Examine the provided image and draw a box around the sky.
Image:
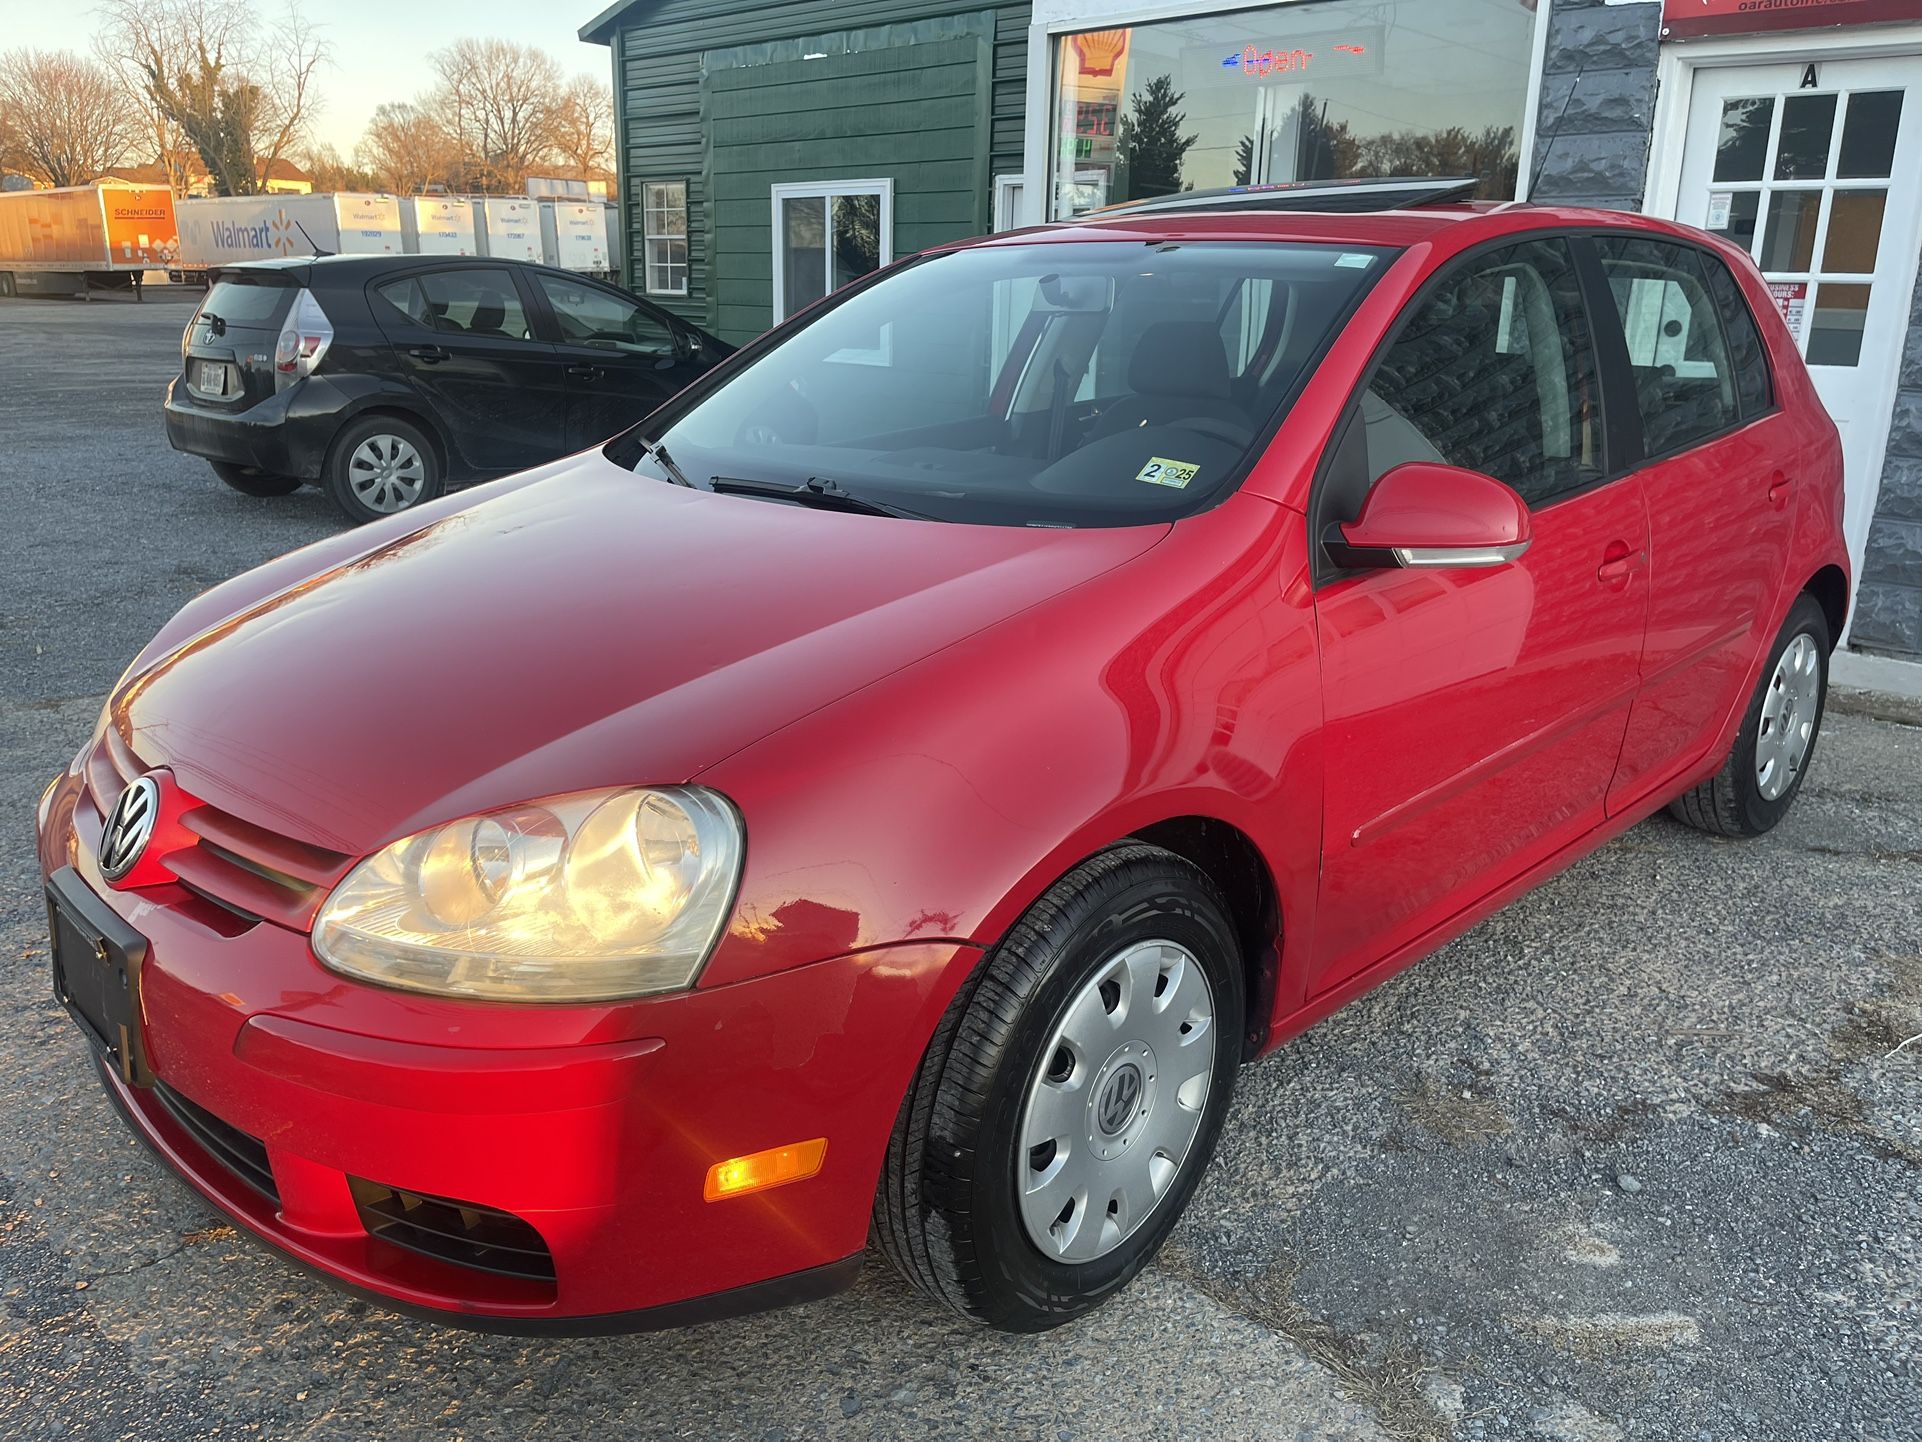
[8,0,617,157]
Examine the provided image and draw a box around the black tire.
[1669,593,1830,837]
[323,414,444,525]
[208,460,301,497]
[875,843,1245,1331]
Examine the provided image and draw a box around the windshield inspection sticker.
[1334,252,1375,268]
[1136,457,1200,488]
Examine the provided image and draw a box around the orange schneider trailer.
[0,184,180,299]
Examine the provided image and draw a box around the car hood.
[115,451,1167,854]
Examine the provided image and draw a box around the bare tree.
[299,140,373,193]
[428,38,562,192]
[94,0,327,197]
[0,49,138,187]
[355,102,458,194]
[550,73,614,179]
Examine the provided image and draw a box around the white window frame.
[769,177,894,325]
[641,180,689,298]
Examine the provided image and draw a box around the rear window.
[201,279,292,326]
[623,240,1391,527]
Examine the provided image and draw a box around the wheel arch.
[331,401,456,483]
[1803,564,1849,652]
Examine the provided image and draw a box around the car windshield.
[621,239,1393,526]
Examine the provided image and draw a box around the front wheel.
[208,460,301,497]
[1669,593,1830,837]
[874,843,1244,1331]
[324,415,444,525]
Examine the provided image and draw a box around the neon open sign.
[1222,41,1365,77]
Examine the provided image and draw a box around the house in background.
[94,157,315,197]
[579,0,1030,346]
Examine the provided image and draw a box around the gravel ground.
[2,294,1918,1442]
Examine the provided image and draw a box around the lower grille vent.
[349,1178,556,1283]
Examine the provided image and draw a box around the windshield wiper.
[707,474,933,521]
[632,433,692,487]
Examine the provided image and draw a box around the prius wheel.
[208,461,301,497]
[325,416,443,525]
[875,843,1243,1331]
[1669,593,1830,838]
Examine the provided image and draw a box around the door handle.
[407,345,449,363]
[1767,471,1791,510]
[1597,540,1645,589]
[565,363,605,381]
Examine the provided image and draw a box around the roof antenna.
[292,218,333,257]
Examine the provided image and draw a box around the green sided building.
[580,0,1031,347]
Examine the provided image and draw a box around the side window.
[1592,237,1742,456]
[1361,238,1605,507]
[384,269,533,342]
[372,277,429,327]
[1697,252,1773,419]
[534,274,675,356]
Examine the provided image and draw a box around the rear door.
[367,264,567,474]
[182,271,298,411]
[525,271,707,449]
[1309,236,1650,994]
[1586,236,1795,809]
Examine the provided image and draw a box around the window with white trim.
[642,181,689,297]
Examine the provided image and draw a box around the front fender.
[693,494,1326,1014]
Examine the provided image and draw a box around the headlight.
[312,787,743,1003]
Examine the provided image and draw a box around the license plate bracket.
[46,865,153,1087]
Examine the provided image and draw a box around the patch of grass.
[1399,1075,1512,1148]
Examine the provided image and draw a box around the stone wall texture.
[1853,272,1922,658]
[1528,0,1661,210]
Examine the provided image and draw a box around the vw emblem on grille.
[1096,1063,1144,1136]
[99,775,161,883]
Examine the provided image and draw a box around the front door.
[771,180,892,324]
[526,271,705,450]
[1311,237,1648,993]
[1676,56,1922,588]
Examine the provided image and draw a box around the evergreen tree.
[1233,133,1254,187]
[1115,74,1196,200]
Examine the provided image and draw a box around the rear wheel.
[324,415,444,525]
[874,843,1244,1331]
[208,460,301,497]
[1669,593,1830,837]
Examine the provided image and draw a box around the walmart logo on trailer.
[208,208,301,256]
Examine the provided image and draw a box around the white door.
[1676,57,1922,587]
[770,179,893,324]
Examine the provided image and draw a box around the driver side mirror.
[1325,462,1531,570]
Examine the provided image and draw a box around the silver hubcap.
[1017,940,1216,1263]
[348,435,427,513]
[1756,632,1820,801]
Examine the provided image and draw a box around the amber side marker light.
[704,1138,828,1202]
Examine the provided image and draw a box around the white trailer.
[400,196,477,256]
[539,198,613,276]
[175,193,404,274]
[475,197,542,263]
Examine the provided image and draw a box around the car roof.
[951,200,1727,257]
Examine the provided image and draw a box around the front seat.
[1089,320,1253,441]
[466,299,512,340]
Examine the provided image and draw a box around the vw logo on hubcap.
[1096,1063,1144,1135]
[99,775,161,883]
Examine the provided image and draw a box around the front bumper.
[163,375,345,481]
[39,766,975,1329]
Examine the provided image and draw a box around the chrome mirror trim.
[1390,541,1531,569]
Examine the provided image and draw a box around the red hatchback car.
[38,183,1848,1334]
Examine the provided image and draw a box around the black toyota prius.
[165,255,733,523]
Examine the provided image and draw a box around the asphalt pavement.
[1,292,1918,1442]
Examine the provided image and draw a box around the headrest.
[1127,321,1232,400]
[469,300,506,332]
